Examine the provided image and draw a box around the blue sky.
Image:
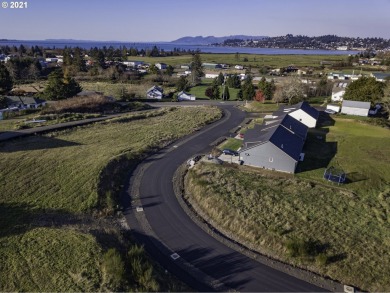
[1,0,390,41]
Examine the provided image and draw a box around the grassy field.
[188,80,240,100]
[0,106,221,291]
[186,117,390,292]
[129,53,350,69]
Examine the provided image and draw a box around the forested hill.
[171,35,267,45]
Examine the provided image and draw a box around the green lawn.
[0,106,221,291]
[186,117,390,292]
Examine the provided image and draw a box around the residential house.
[177,91,196,101]
[155,63,167,70]
[5,96,47,109]
[146,86,163,99]
[341,100,370,117]
[331,81,350,102]
[205,73,220,79]
[122,61,144,68]
[239,122,305,173]
[202,63,222,70]
[371,72,390,82]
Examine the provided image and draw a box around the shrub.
[102,248,126,291]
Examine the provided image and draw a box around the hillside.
[171,35,267,45]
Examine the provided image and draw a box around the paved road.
[124,105,328,292]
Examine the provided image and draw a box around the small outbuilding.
[341,100,370,117]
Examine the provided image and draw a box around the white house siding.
[341,107,369,117]
[326,104,340,112]
[240,142,297,173]
[331,90,345,102]
[205,73,219,79]
[288,110,317,128]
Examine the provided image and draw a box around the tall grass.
[0,106,221,291]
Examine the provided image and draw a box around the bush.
[316,253,329,266]
[102,248,126,291]
[286,238,317,258]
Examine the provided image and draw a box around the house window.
[269,157,273,162]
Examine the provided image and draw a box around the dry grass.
[186,163,390,291]
[0,106,221,291]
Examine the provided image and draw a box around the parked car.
[222,149,239,156]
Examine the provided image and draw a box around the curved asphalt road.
[124,105,326,292]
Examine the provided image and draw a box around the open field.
[185,118,390,292]
[129,53,351,69]
[0,106,221,291]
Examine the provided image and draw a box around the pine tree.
[41,69,82,100]
[0,63,13,94]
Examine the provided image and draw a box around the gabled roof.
[342,100,370,109]
[280,114,308,139]
[241,123,304,161]
[147,85,163,93]
[295,101,319,120]
[6,96,46,105]
[277,101,319,120]
[371,72,390,80]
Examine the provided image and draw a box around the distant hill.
[171,35,267,45]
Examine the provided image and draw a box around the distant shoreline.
[0,40,358,55]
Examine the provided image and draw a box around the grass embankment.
[186,118,390,292]
[0,106,221,291]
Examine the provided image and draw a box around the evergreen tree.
[41,69,82,100]
[216,72,225,85]
[190,52,204,85]
[176,76,189,92]
[0,63,13,93]
[344,76,385,103]
[242,75,255,100]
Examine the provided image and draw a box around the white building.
[155,63,167,70]
[146,86,163,99]
[177,91,196,101]
[331,81,350,102]
[341,100,370,117]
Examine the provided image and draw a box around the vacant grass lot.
[186,118,390,292]
[0,106,221,291]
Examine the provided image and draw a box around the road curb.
[173,163,345,292]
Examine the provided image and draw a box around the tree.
[205,83,220,100]
[0,63,13,93]
[344,76,385,104]
[222,85,230,100]
[254,90,266,102]
[41,69,82,100]
[236,88,243,100]
[242,75,255,101]
[176,76,189,92]
[258,77,275,100]
[227,74,241,89]
[190,52,204,85]
[280,75,305,104]
[165,65,174,76]
[216,72,225,86]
